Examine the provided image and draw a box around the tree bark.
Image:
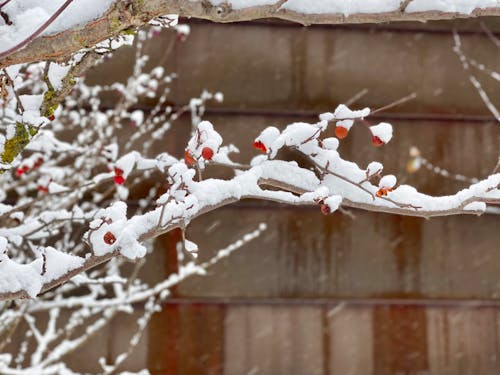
[1,0,499,68]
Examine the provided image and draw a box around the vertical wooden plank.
[289,307,323,375]
[328,305,374,375]
[373,305,429,375]
[108,311,149,372]
[224,306,323,375]
[224,306,249,375]
[419,307,499,375]
[148,304,224,375]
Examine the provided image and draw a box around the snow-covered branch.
[1,0,499,68]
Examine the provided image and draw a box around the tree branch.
[1,0,499,68]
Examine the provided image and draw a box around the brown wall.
[56,16,500,374]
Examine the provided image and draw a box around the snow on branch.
[1,104,499,301]
[0,0,499,68]
[0,17,498,373]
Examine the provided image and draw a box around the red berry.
[34,157,43,168]
[201,147,214,160]
[320,204,331,215]
[252,141,267,153]
[184,150,196,166]
[177,33,186,42]
[15,167,24,176]
[371,136,384,147]
[335,126,349,139]
[114,175,125,185]
[37,185,49,193]
[114,167,124,176]
[103,231,116,245]
[48,115,55,121]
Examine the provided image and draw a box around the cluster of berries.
[15,157,44,177]
[184,147,214,165]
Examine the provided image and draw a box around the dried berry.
[184,150,196,165]
[376,188,388,197]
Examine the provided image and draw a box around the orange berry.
[371,136,384,147]
[335,126,348,139]
[376,188,387,197]
[252,141,267,153]
[184,150,196,165]
[201,147,214,160]
[103,231,116,245]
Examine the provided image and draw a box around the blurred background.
[74,16,499,375]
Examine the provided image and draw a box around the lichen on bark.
[1,122,37,166]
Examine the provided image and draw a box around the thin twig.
[0,0,74,59]
[370,92,417,115]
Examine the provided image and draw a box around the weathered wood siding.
[53,17,500,374]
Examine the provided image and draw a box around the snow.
[336,119,354,130]
[48,63,71,90]
[130,110,144,126]
[280,0,401,15]
[0,256,42,298]
[0,0,115,55]
[379,174,397,189]
[322,137,339,151]
[463,201,487,212]
[196,0,500,15]
[324,195,343,212]
[406,0,500,14]
[42,247,84,284]
[193,0,277,10]
[370,122,393,143]
[0,0,496,62]
[366,161,383,176]
[184,240,198,252]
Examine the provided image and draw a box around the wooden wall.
[65,17,500,374]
